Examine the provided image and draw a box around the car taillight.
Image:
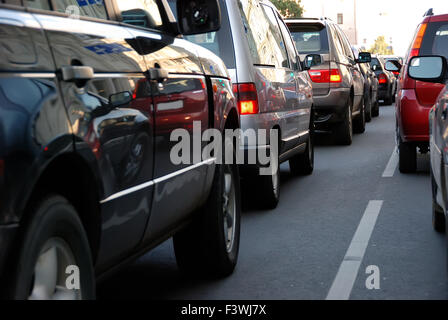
[308,69,342,83]
[408,23,427,61]
[378,73,387,84]
[233,83,259,115]
[393,71,400,76]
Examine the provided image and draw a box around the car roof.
[423,13,448,24]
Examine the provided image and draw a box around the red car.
[393,10,448,173]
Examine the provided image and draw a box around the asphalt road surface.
[98,104,448,300]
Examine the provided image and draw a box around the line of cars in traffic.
[0,0,379,299]
[383,10,448,271]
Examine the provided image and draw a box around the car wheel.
[354,97,366,134]
[431,173,446,233]
[290,119,314,176]
[173,136,241,278]
[258,142,280,209]
[8,195,95,300]
[398,137,417,173]
[335,96,353,145]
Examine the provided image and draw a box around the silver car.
[170,0,315,209]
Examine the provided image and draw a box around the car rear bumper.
[313,87,350,126]
[397,89,431,142]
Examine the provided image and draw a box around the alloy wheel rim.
[29,238,81,300]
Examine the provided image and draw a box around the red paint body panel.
[397,89,432,142]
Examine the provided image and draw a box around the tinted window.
[52,0,108,19]
[237,0,288,67]
[261,4,289,68]
[167,0,236,69]
[116,0,162,29]
[288,23,329,54]
[277,15,300,69]
[421,22,448,59]
[329,25,344,57]
[337,27,355,60]
[370,58,383,70]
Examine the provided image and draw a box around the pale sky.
[301,0,447,56]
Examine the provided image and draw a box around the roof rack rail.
[423,8,434,17]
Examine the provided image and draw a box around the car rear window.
[287,23,329,54]
[370,58,383,71]
[421,21,448,59]
[167,0,236,69]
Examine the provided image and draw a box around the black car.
[286,18,371,145]
[0,0,241,299]
[370,55,397,105]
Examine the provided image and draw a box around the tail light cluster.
[378,73,388,84]
[233,83,259,115]
[308,69,342,83]
[408,23,427,62]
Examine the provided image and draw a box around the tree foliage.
[369,36,394,55]
[270,0,303,18]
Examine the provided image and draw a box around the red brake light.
[408,23,427,61]
[378,73,387,84]
[393,71,400,76]
[234,83,259,115]
[308,69,342,83]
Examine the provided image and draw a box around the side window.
[116,0,163,30]
[261,5,289,68]
[237,0,288,68]
[23,0,50,10]
[52,0,108,19]
[338,28,355,60]
[330,25,344,58]
[277,13,300,70]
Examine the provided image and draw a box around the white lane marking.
[382,147,398,178]
[326,200,384,300]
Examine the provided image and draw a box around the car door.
[29,0,155,269]
[0,2,72,224]
[275,12,312,140]
[433,88,448,206]
[114,1,211,243]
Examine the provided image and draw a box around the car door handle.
[149,68,168,83]
[60,66,94,82]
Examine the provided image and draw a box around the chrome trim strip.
[0,72,56,78]
[100,158,216,204]
[282,130,309,143]
[94,73,145,79]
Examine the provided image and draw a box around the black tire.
[398,137,417,173]
[258,143,280,209]
[8,195,95,300]
[290,120,314,176]
[354,97,366,134]
[431,173,446,233]
[174,137,241,278]
[372,101,379,117]
[335,96,353,145]
[365,93,372,123]
[384,88,393,105]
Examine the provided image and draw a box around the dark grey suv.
[286,18,371,145]
[0,0,241,299]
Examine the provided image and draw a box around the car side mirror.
[304,54,322,70]
[177,0,221,35]
[110,91,132,108]
[408,56,448,84]
[385,60,402,72]
[356,52,371,64]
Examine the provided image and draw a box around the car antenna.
[423,8,434,17]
